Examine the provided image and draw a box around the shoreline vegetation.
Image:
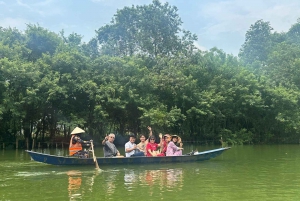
[1,0,300,146]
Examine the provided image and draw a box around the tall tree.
[287,18,300,46]
[239,20,273,66]
[25,24,61,61]
[97,0,197,57]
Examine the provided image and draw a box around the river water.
[1,145,300,201]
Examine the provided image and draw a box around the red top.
[156,140,168,156]
[161,140,167,155]
[146,142,158,157]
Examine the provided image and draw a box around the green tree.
[239,20,273,66]
[97,0,197,57]
[25,24,62,61]
[287,18,300,45]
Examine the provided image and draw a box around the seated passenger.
[125,134,145,157]
[166,135,183,156]
[136,134,147,155]
[156,133,171,156]
[146,136,161,157]
[69,127,91,158]
[136,126,153,155]
[102,133,124,157]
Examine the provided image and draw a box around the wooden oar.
[90,141,100,171]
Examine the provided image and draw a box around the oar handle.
[90,141,96,161]
[90,141,100,170]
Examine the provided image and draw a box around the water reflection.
[67,170,99,201]
[124,169,137,187]
[124,168,183,192]
[104,170,120,195]
[4,146,300,201]
[67,170,82,200]
[165,169,183,189]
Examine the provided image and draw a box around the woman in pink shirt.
[166,135,183,156]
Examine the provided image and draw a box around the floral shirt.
[166,141,182,156]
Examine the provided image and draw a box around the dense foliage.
[1,1,300,145]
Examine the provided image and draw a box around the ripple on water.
[0,161,46,168]
[0,183,11,187]
[15,171,51,177]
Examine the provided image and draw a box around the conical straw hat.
[71,127,85,135]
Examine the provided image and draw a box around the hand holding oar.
[90,140,101,171]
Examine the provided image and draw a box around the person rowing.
[69,127,91,158]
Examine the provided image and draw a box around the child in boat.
[166,135,183,156]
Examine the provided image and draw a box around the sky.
[0,0,300,55]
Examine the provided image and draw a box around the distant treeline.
[1,0,300,145]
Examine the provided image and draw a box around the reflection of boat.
[67,170,82,200]
[67,170,99,200]
[124,168,184,193]
[25,147,231,166]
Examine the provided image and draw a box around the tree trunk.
[63,124,67,138]
[23,119,31,141]
[42,115,46,142]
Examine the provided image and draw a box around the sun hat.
[71,127,85,135]
[171,135,182,143]
[171,135,178,139]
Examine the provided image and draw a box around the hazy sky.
[1,0,299,55]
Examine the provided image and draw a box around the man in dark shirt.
[102,133,123,157]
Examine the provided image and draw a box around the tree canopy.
[97,0,197,57]
[1,1,300,146]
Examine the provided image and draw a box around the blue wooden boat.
[25,147,231,166]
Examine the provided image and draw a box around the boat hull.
[26,147,231,166]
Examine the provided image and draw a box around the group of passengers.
[69,126,183,158]
[104,126,184,158]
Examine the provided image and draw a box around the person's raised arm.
[147,126,152,138]
[102,134,108,145]
[178,137,183,150]
[159,133,163,148]
[178,142,183,150]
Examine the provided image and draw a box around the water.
[1,145,300,201]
